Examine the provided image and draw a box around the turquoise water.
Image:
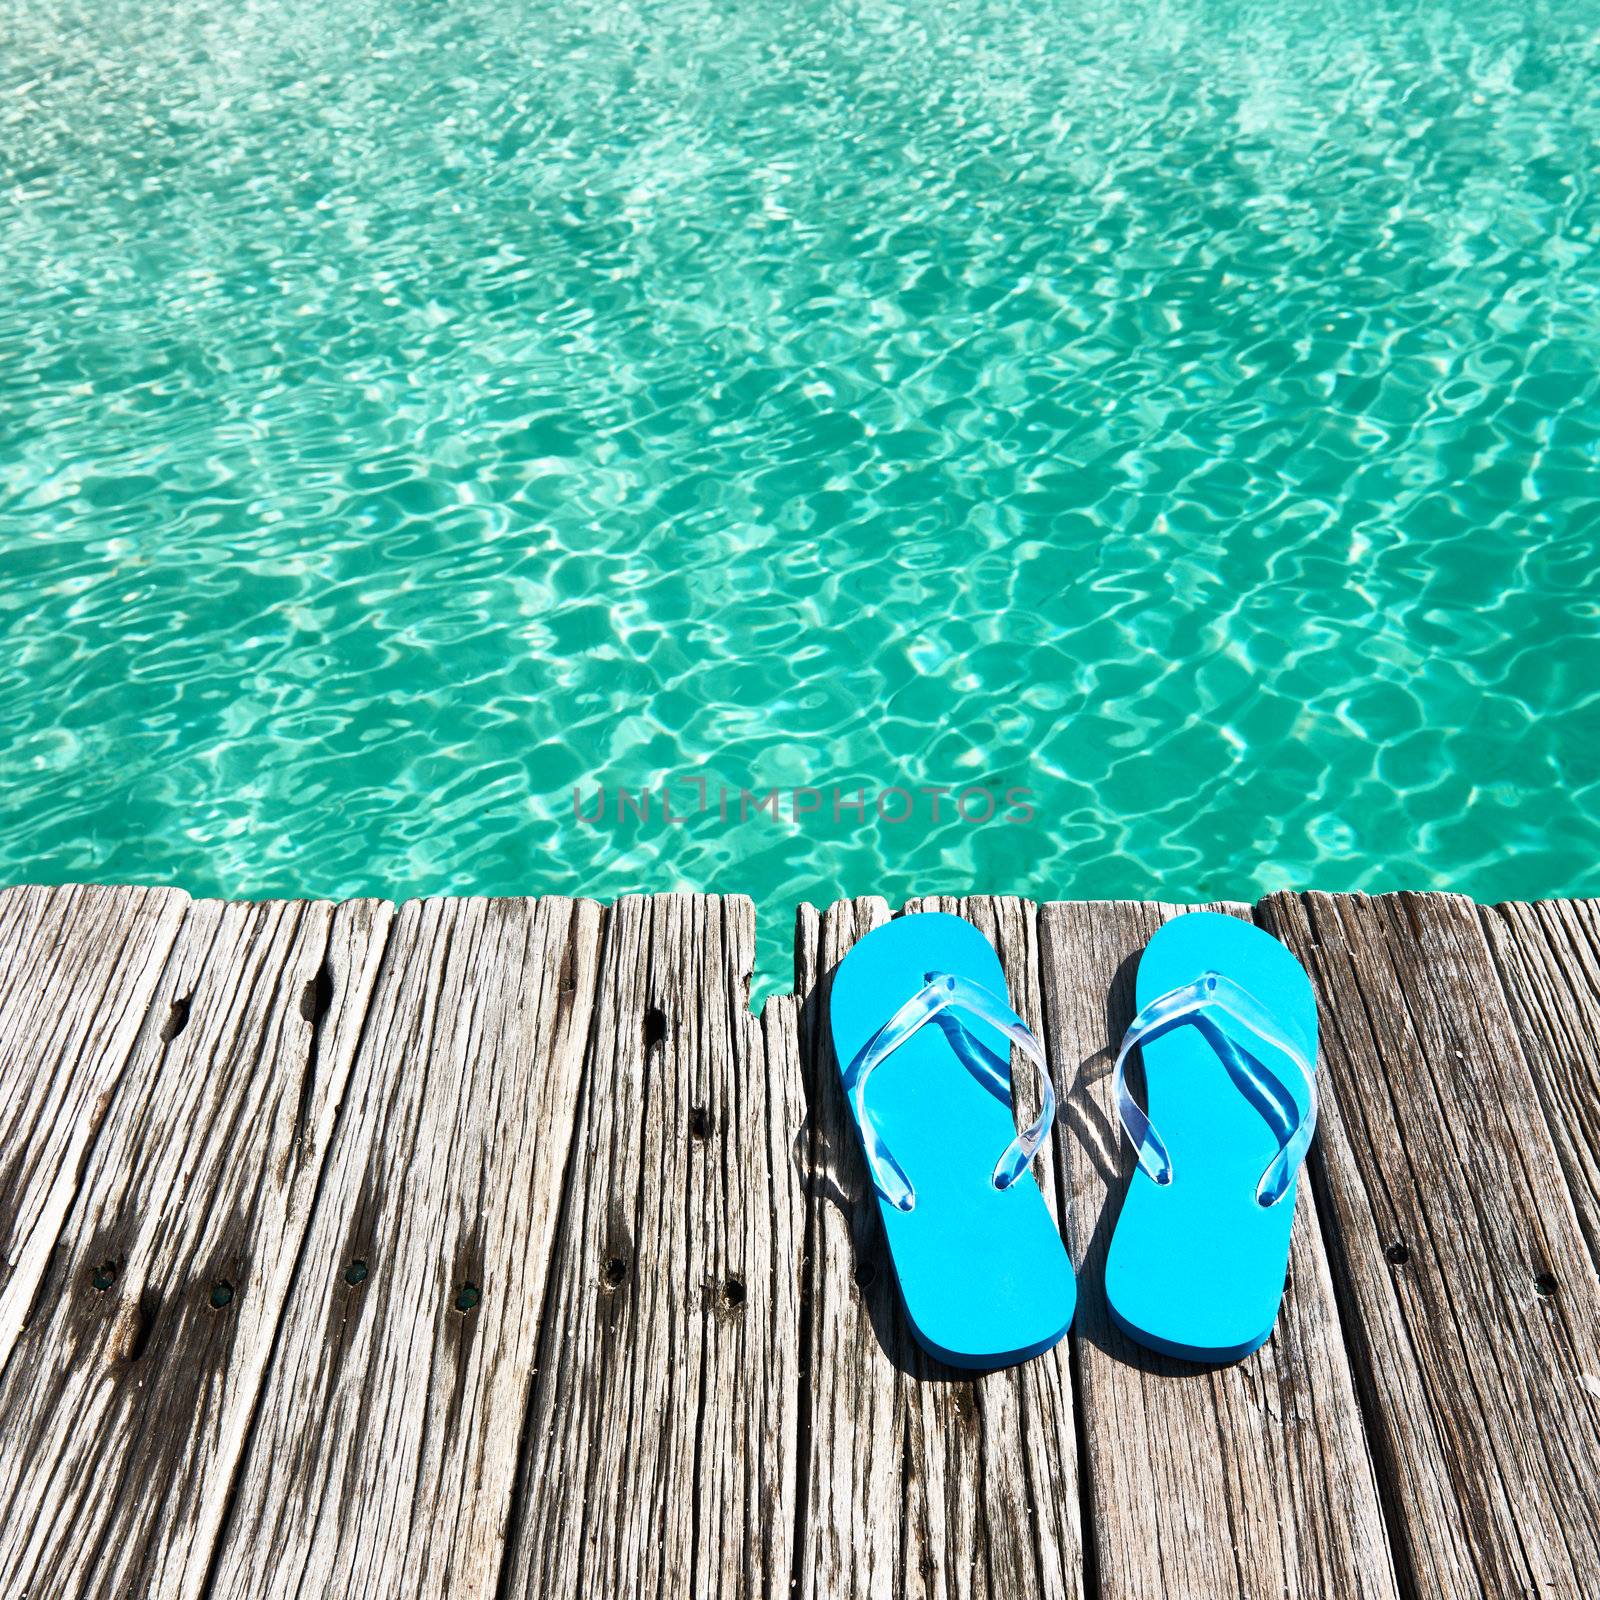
[3,0,1598,996]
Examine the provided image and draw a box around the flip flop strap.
[1113,970,1318,1207]
[841,972,1055,1213]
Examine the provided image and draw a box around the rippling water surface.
[3,0,1598,992]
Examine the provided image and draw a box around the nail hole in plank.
[161,995,192,1043]
[301,962,334,1025]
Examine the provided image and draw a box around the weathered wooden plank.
[208,895,601,1599]
[1037,899,1399,1600]
[1258,890,1600,1594]
[1480,899,1600,1269]
[902,895,1083,1600]
[794,894,1085,1600]
[501,893,804,1599]
[0,883,189,1364]
[757,991,808,1590]
[0,895,391,1600]
[793,895,902,1600]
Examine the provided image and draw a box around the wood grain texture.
[1037,899,1399,1600]
[0,883,189,1364]
[794,895,900,1600]
[1258,890,1600,1595]
[0,895,392,1600]
[502,893,805,1600]
[209,895,602,1600]
[1480,898,1600,1269]
[794,894,1085,1600]
[6,882,1600,1600]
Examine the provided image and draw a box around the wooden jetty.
[0,884,1597,1597]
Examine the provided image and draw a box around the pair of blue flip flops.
[828,911,1319,1368]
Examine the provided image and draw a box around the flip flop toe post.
[1106,912,1319,1362]
[828,913,1075,1370]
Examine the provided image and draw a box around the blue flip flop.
[1105,912,1319,1362]
[828,912,1075,1369]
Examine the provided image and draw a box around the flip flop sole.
[1105,912,1317,1362]
[829,913,1075,1370]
